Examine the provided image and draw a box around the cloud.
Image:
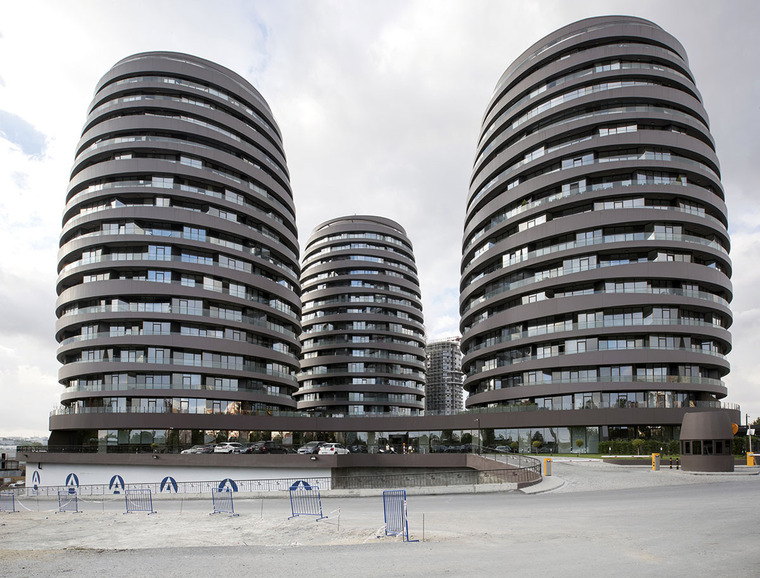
[0,110,47,157]
[11,171,28,189]
[0,269,57,344]
[0,0,759,435]
[0,344,60,436]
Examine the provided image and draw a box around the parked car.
[249,441,288,454]
[297,441,325,454]
[214,442,243,454]
[494,445,513,454]
[181,445,213,454]
[317,443,350,455]
[349,444,368,453]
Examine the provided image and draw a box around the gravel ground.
[1,460,758,577]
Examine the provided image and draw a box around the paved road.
[1,462,758,577]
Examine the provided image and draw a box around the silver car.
[297,441,325,454]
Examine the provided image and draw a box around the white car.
[213,442,243,454]
[317,443,350,455]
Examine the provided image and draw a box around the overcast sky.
[1,0,758,437]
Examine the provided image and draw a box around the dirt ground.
[1,460,758,577]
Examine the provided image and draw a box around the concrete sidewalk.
[521,457,758,494]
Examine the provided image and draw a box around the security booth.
[679,412,734,472]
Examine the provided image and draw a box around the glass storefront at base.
[81,425,681,454]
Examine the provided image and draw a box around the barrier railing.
[288,480,326,521]
[210,489,238,516]
[382,490,417,542]
[0,491,15,512]
[57,490,79,513]
[124,489,156,514]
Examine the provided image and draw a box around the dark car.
[249,441,288,454]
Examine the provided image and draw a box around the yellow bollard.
[651,453,660,471]
[747,452,755,467]
[544,457,552,476]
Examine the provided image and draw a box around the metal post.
[747,414,753,454]
[474,418,481,454]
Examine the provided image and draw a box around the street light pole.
[748,413,753,454]
[474,418,481,454]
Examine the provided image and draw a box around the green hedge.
[602,438,754,456]
[601,439,680,455]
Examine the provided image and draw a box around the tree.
[574,439,584,454]
[532,440,543,453]
[632,438,644,455]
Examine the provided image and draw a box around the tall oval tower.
[460,17,732,418]
[52,52,302,447]
[297,216,426,416]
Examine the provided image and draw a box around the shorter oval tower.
[296,216,426,416]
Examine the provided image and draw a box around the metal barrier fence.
[0,491,15,512]
[124,489,156,514]
[210,489,238,516]
[57,490,79,513]
[288,480,326,521]
[382,490,416,542]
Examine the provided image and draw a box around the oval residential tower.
[460,17,732,437]
[51,52,302,447]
